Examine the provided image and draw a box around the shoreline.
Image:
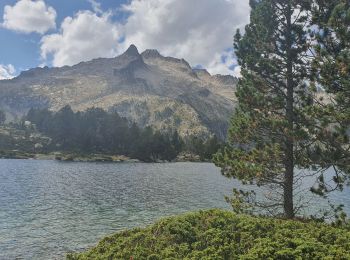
[0,151,209,163]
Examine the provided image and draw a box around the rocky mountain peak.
[214,75,238,85]
[193,69,211,77]
[123,44,140,57]
[141,49,162,59]
[0,44,238,139]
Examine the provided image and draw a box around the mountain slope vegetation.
[0,45,237,139]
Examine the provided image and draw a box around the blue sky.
[0,0,250,79]
[0,0,126,71]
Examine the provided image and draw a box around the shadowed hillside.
[0,45,237,139]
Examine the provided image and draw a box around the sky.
[0,0,250,80]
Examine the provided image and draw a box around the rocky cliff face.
[0,45,237,139]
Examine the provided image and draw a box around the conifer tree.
[214,0,320,218]
[310,0,350,195]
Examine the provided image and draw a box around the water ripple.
[0,160,349,259]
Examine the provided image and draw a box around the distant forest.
[3,106,220,162]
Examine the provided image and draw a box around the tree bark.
[284,1,295,219]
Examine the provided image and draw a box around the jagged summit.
[123,44,140,57]
[0,45,237,139]
[214,74,238,85]
[193,68,211,76]
[141,49,162,59]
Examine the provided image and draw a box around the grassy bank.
[67,209,350,259]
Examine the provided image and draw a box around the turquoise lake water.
[0,160,349,259]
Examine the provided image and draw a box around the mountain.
[0,45,237,139]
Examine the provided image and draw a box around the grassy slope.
[67,209,350,260]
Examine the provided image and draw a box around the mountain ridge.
[0,45,238,139]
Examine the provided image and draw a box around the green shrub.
[67,209,350,260]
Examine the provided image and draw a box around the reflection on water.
[0,160,349,259]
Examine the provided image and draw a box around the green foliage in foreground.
[67,209,350,260]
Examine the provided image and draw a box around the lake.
[0,160,349,259]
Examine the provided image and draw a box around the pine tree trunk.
[284,1,295,219]
[284,146,294,218]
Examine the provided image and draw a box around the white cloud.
[87,0,103,14]
[207,49,241,77]
[39,0,250,75]
[0,64,16,80]
[2,0,56,34]
[121,0,250,75]
[232,66,241,78]
[40,11,121,67]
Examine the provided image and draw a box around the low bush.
[67,209,350,259]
